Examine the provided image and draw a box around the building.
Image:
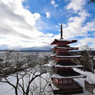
[51,24,86,94]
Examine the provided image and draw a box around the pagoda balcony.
[53,52,73,56]
[55,58,72,62]
[55,70,81,76]
[52,78,73,86]
[52,80,83,94]
[56,61,77,65]
[51,54,81,61]
[51,75,86,94]
[53,51,70,55]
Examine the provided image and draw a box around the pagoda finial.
[60,23,63,39]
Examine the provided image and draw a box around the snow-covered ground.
[0,76,16,95]
[0,52,53,95]
[0,52,95,95]
[0,72,53,95]
[0,67,95,95]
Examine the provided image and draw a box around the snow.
[74,68,95,84]
[51,54,81,58]
[54,64,83,68]
[0,72,54,95]
[51,73,86,79]
[0,76,18,95]
[0,52,54,95]
[0,52,95,95]
[55,39,76,42]
[73,68,95,95]
[51,68,95,95]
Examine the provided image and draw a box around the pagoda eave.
[51,39,77,45]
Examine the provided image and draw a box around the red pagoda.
[51,24,86,94]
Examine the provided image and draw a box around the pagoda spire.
[60,23,63,39]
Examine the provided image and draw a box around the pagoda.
[51,24,86,94]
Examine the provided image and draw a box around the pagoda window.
[58,79,71,85]
[63,79,68,84]
[69,80,72,84]
[55,57,71,62]
[68,79,73,84]
[59,49,68,53]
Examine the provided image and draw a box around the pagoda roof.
[51,73,86,79]
[51,39,77,45]
[51,54,81,58]
[51,46,78,50]
[53,64,83,68]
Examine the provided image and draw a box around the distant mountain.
[22,46,52,50]
[0,46,53,52]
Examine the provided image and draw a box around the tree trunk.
[15,88,18,95]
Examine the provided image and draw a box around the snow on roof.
[85,73,95,84]
[43,64,52,68]
[54,64,83,68]
[74,68,95,84]
[51,74,86,79]
[53,39,77,42]
[85,78,95,84]
[51,54,81,58]
[58,39,76,41]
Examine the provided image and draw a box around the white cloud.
[33,13,41,20]
[78,37,95,49]
[0,0,53,49]
[1,0,95,50]
[46,12,50,18]
[56,0,95,49]
[51,0,55,5]
[47,0,95,50]
[61,10,90,39]
[51,0,58,7]
[62,10,95,49]
[55,4,58,7]
[66,0,86,13]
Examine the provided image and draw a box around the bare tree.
[0,51,53,95]
[75,45,94,73]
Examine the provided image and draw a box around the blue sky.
[0,0,95,49]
